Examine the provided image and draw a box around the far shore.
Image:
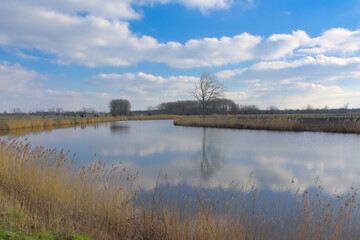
[174,114,360,134]
[0,115,179,132]
[2,113,360,134]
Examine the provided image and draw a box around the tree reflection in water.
[110,122,130,135]
[197,127,226,180]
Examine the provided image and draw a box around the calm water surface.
[4,120,360,193]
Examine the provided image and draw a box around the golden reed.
[0,139,359,239]
[174,116,360,134]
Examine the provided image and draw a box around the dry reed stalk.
[174,116,360,133]
[0,139,360,239]
[0,115,180,133]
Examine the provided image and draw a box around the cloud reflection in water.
[12,120,360,194]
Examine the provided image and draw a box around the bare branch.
[190,72,226,119]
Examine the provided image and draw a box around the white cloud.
[2,0,245,23]
[0,1,260,68]
[0,62,112,112]
[299,28,360,55]
[217,55,360,109]
[0,61,46,93]
[1,1,360,69]
[250,55,360,71]
[92,72,168,85]
[92,72,198,108]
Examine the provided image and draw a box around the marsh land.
[1,115,360,239]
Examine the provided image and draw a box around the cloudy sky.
[1,0,360,112]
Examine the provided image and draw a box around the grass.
[0,115,179,132]
[0,226,91,240]
[0,206,91,240]
[174,115,360,134]
[4,113,360,134]
[0,139,360,239]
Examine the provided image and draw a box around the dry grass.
[174,116,360,134]
[0,115,180,132]
[0,139,359,239]
[174,116,304,132]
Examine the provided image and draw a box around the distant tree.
[191,72,226,119]
[267,105,279,114]
[207,98,238,114]
[322,105,329,113]
[109,99,131,116]
[56,108,64,114]
[158,100,199,115]
[147,106,153,115]
[81,107,96,114]
[238,104,260,114]
[305,104,313,111]
[12,108,21,114]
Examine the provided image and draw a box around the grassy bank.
[0,115,178,132]
[1,139,360,239]
[174,115,360,134]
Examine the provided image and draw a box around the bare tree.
[267,105,279,114]
[191,72,226,119]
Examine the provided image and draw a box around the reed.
[174,116,360,134]
[0,139,359,239]
[174,116,304,131]
[0,115,180,132]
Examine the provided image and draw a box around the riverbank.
[174,115,360,134]
[4,114,360,135]
[0,139,359,239]
[0,115,178,132]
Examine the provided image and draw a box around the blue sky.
[1,0,360,112]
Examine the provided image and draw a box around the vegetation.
[156,99,238,115]
[109,99,132,116]
[0,115,178,132]
[174,115,360,134]
[191,72,226,119]
[0,139,360,239]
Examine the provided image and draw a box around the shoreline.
[0,139,359,239]
[0,115,178,132]
[174,115,360,134]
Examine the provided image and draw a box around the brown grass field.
[0,139,359,239]
[2,114,360,134]
[174,115,360,134]
[0,115,179,132]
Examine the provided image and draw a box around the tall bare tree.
[191,72,226,119]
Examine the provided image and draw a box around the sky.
[1,0,360,112]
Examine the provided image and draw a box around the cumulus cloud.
[2,1,360,68]
[0,61,46,93]
[4,0,244,22]
[0,61,111,112]
[92,72,198,107]
[0,1,262,68]
[300,28,360,55]
[218,55,360,109]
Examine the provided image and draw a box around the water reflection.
[110,122,130,135]
[196,128,226,180]
[3,120,360,194]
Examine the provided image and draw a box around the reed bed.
[174,116,304,131]
[1,139,360,239]
[0,115,179,132]
[174,116,360,134]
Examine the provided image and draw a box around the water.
[3,119,360,193]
